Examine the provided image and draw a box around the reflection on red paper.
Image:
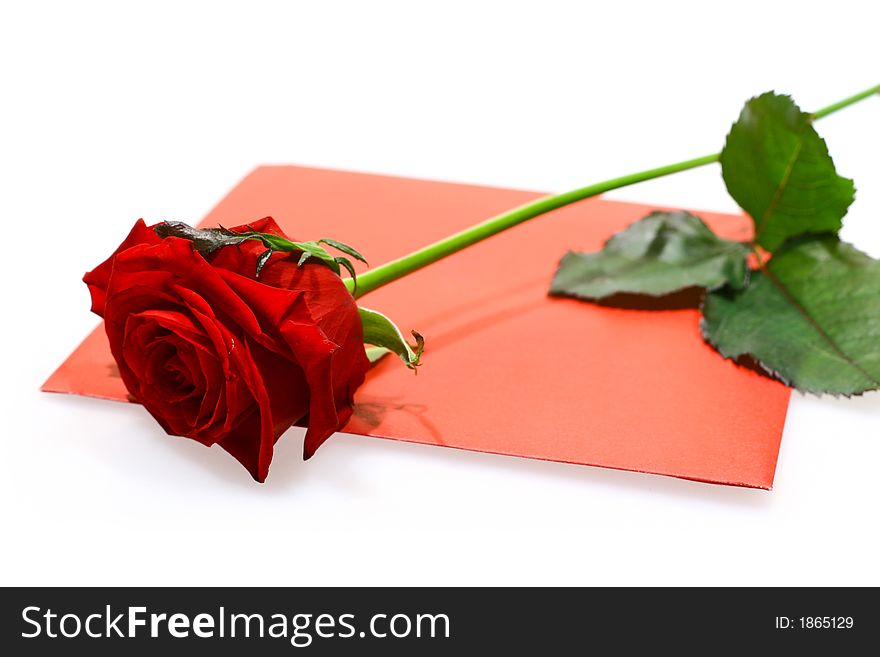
[43,166,790,488]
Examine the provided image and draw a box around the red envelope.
[43,166,791,488]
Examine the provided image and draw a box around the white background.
[1,1,878,586]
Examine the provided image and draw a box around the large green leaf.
[720,92,855,252]
[549,211,750,300]
[701,235,880,395]
[359,307,424,370]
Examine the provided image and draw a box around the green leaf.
[549,211,750,300]
[334,256,359,289]
[320,238,368,265]
[358,307,424,370]
[290,240,341,275]
[701,235,880,395]
[222,227,351,278]
[720,92,855,252]
[365,346,391,364]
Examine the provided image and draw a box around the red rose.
[84,217,369,482]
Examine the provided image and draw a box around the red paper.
[43,166,791,488]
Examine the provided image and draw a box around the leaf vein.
[756,134,804,237]
[762,267,880,386]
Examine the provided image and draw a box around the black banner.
[0,587,874,654]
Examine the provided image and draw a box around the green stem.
[811,83,880,120]
[347,84,880,299]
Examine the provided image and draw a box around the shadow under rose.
[351,395,446,445]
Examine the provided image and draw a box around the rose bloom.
[84,218,369,482]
